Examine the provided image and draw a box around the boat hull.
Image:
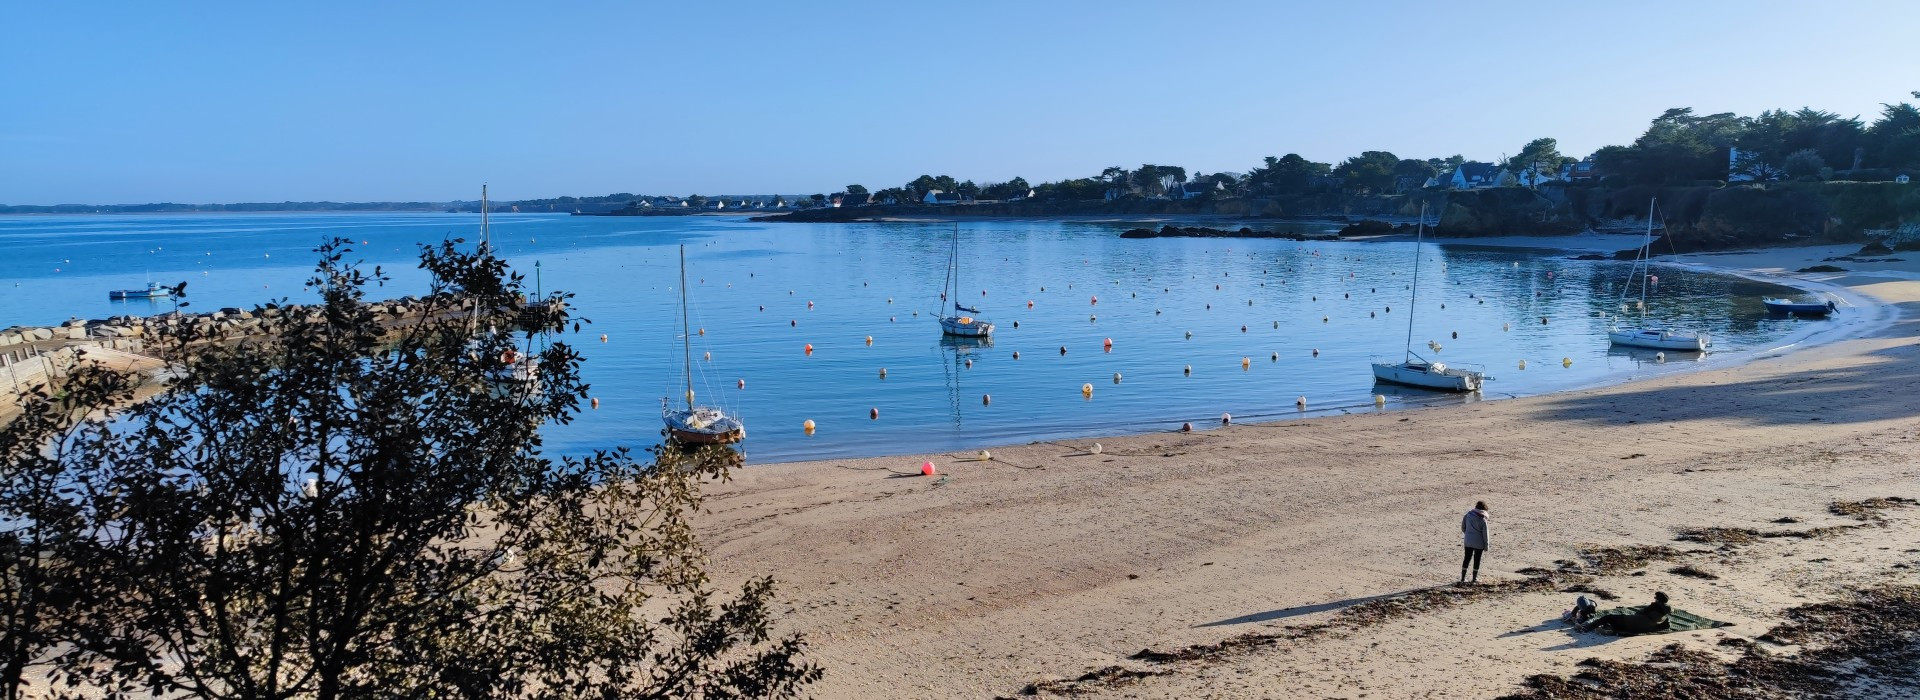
[1607,329,1709,351]
[663,407,745,445]
[1763,299,1834,316]
[940,317,994,337]
[666,426,746,445]
[1371,362,1482,392]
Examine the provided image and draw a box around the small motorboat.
[1763,298,1837,317]
[109,281,171,300]
[1608,327,1709,351]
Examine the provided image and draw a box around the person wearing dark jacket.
[1460,501,1489,584]
[1580,591,1673,634]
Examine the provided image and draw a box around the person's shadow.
[1195,586,1444,628]
[1528,616,1630,651]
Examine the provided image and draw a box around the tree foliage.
[1332,151,1399,194]
[1243,154,1331,195]
[0,240,820,700]
[1506,138,1572,174]
[1783,148,1828,180]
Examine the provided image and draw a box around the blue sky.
[3,1,1916,204]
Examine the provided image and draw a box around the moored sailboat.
[938,224,993,337]
[1371,203,1485,392]
[1607,198,1709,351]
[662,245,745,445]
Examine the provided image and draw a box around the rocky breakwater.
[1118,224,1340,241]
[0,296,453,366]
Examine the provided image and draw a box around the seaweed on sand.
[1668,564,1720,580]
[1828,497,1916,522]
[1499,584,1920,700]
[1673,527,1762,546]
[1569,544,1683,575]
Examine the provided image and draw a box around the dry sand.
[697,243,1920,698]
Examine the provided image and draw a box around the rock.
[67,326,87,340]
[1335,219,1397,236]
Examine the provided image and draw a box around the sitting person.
[1579,591,1672,635]
[1562,595,1598,626]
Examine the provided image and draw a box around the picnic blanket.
[1589,606,1732,635]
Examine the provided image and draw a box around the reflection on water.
[0,213,1853,464]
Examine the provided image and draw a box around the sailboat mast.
[1640,198,1655,319]
[481,184,490,251]
[1403,202,1426,363]
[680,245,693,409]
[956,222,967,306]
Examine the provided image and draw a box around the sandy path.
[695,249,1920,699]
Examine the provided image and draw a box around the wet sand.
[694,243,1920,698]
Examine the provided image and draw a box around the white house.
[1171,180,1222,200]
[1447,162,1500,189]
[922,189,945,204]
[1515,168,1558,188]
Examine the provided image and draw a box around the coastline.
[694,244,1920,698]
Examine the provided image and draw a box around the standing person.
[1460,501,1489,584]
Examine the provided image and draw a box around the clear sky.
[3,1,1916,205]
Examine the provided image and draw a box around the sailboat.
[662,245,745,445]
[472,185,541,388]
[938,224,994,337]
[1371,203,1485,392]
[1607,199,1709,351]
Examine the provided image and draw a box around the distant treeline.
[0,201,464,214]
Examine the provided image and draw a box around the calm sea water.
[0,213,1861,463]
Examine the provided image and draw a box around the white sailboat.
[476,185,540,388]
[938,224,993,337]
[1371,203,1485,392]
[1607,198,1709,352]
[662,245,745,445]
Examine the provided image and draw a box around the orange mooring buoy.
[804,343,814,355]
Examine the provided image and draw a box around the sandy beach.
[694,241,1920,698]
